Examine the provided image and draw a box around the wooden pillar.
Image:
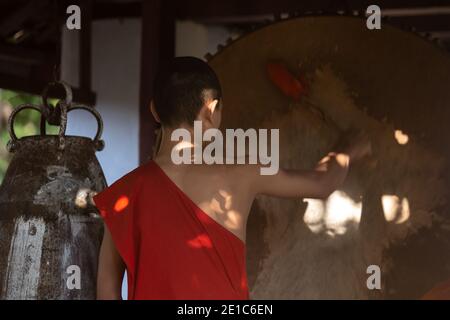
[139,0,175,164]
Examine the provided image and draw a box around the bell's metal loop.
[68,104,105,151]
[40,81,71,135]
[41,81,73,112]
[7,104,47,152]
[6,81,104,152]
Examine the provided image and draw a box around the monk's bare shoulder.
[218,164,260,193]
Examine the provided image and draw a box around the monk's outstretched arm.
[97,225,125,300]
[248,135,371,199]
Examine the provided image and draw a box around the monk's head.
[150,57,222,131]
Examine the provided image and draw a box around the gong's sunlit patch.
[394,130,409,145]
[114,196,129,213]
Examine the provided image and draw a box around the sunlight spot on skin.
[304,190,362,236]
[394,130,409,145]
[209,190,240,231]
[209,190,232,214]
[382,195,410,224]
[320,153,350,169]
[174,140,194,151]
[114,196,129,213]
[201,191,241,234]
[210,198,225,214]
[335,153,350,168]
[187,234,213,249]
[218,190,232,210]
[224,210,241,230]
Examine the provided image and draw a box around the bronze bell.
[0,82,106,299]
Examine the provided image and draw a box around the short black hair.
[153,56,222,127]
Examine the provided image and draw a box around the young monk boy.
[94,57,371,300]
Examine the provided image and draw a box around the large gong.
[208,16,450,299]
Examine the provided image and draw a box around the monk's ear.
[207,99,219,115]
[150,100,161,123]
[198,99,219,128]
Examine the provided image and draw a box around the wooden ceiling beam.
[0,73,96,105]
[173,0,450,20]
[92,1,142,20]
[386,15,450,32]
[0,1,48,38]
[0,44,52,66]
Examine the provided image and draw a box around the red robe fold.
[93,161,249,300]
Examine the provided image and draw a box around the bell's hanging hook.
[7,81,104,153]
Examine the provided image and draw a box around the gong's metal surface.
[209,16,450,299]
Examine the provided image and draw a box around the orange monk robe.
[94,161,249,300]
